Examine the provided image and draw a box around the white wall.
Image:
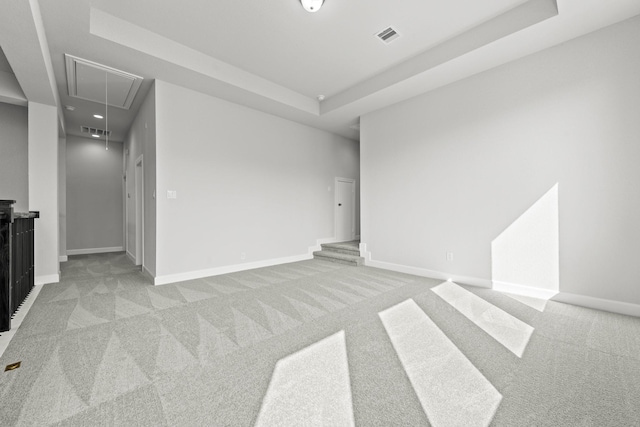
[0,69,26,105]
[58,136,66,260]
[28,102,59,284]
[154,80,359,282]
[361,16,640,307]
[0,102,28,211]
[124,83,156,275]
[66,135,123,253]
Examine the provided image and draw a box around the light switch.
[167,190,177,199]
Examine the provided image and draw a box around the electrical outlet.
[446,252,454,262]
[167,190,177,199]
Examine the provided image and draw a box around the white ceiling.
[90,0,529,99]
[0,47,14,75]
[2,0,640,142]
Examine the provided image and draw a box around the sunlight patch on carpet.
[379,299,501,427]
[432,282,534,357]
[255,330,355,426]
[503,292,549,312]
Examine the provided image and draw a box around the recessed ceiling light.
[64,105,75,111]
[317,95,325,101]
[300,0,324,13]
[93,114,104,119]
[92,134,100,138]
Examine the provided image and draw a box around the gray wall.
[154,80,359,281]
[124,82,156,275]
[58,137,66,259]
[0,102,28,211]
[361,16,640,305]
[66,135,124,252]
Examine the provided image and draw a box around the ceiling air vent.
[80,126,112,137]
[376,27,400,44]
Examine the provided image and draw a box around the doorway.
[335,177,356,242]
[135,155,144,267]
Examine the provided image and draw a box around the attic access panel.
[65,54,143,109]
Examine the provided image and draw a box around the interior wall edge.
[366,258,640,318]
[552,292,640,318]
[66,246,124,256]
[365,258,493,289]
[35,273,59,286]
[153,253,313,286]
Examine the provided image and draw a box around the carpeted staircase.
[313,240,364,266]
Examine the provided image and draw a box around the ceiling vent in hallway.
[65,54,143,110]
[376,27,400,44]
[80,126,111,137]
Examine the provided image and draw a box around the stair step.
[320,242,360,257]
[313,250,364,266]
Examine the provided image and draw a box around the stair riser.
[314,254,362,266]
[320,246,360,257]
[313,251,363,266]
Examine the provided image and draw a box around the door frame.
[135,155,144,267]
[334,177,356,241]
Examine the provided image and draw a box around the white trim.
[360,242,371,261]
[363,251,640,318]
[66,246,124,256]
[135,155,144,267]
[154,253,312,286]
[126,250,136,263]
[334,177,356,242]
[64,54,144,110]
[308,236,343,255]
[365,258,492,289]
[553,292,640,318]
[35,274,60,285]
[142,265,155,282]
[123,149,128,267]
[58,255,68,262]
[0,285,44,359]
[492,280,558,300]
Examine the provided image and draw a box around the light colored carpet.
[0,252,639,426]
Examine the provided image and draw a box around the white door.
[335,178,355,241]
[135,157,144,266]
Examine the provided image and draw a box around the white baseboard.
[142,265,155,282]
[125,250,136,263]
[492,280,559,300]
[365,258,492,289]
[67,246,124,256]
[58,255,68,262]
[35,274,59,286]
[0,285,44,359]
[154,253,312,286]
[363,251,639,318]
[360,242,371,261]
[308,237,343,255]
[553,292,640,318]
